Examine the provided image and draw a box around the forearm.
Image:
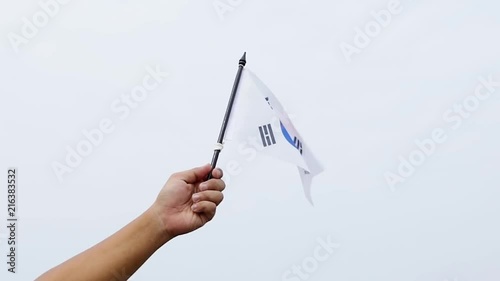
[36,206,171,281]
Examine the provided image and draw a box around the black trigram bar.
[259,124,276,147]
[293,136,303,155]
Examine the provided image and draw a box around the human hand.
[151,164,225,238]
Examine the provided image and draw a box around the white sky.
[1,0,500,280]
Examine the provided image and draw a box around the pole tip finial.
[239,52,247,66]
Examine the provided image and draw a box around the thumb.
[174,164,212,184]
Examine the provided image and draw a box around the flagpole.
[207,52,247,179]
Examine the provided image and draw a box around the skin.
[36,164,225,281]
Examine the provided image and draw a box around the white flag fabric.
[225,69,323,204]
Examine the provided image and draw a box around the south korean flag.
[225,69,323,204]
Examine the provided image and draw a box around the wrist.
[144,205,174,246]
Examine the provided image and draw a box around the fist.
[152,164,225,238]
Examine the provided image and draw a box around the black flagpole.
[207,52,247,179]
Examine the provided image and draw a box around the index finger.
[211,168,223,179]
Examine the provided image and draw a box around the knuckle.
[208,180,219,189]
[210,191,221,201]
[203,192,213,201]
[200,202,209,210]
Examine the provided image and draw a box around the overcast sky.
[1,0,500,280]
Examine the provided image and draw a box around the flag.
[225,69,323,204]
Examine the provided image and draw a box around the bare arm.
[37,164,225,281]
